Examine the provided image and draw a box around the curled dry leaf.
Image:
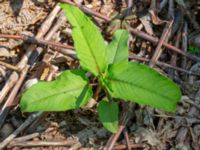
[139,14,154,35]
[0,48,10,57]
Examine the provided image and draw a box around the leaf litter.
[0,0,200,149]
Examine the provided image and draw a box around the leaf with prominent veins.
[108,30,129,64]
[61,4,108,76]
[20,70,92,112]
[104,62,181,112]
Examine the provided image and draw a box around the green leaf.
[188,46,200,54]
[108,30,129,64]
[98,99,119,133]
[20,70,92,112]
[104,62,181,112]
[60,4,108,76]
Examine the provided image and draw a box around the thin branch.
[0,112,43,149]
[113,143,144,149]
[59,0,111,22]
[129,54,200,77]
[149,21,173,67]
[123,129,132,150]
[0,66,29,128]
[128,26,200,62]
[0,61,20,72]
[8,140,77,148]
[0,34,74,50]
[0,4,61,105]
[0,72,19,103]
[12,133,40,143]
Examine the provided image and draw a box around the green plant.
[188,46,200,54]
[20,4,181,133]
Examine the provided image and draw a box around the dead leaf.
[139,14,154,35]
[0,48,10,57]
[134,127,161,146]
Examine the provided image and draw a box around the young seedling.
[20,4,181,133]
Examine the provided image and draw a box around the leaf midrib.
[71,13,102,75]
[28,84,87,105]
[106,77,173,101]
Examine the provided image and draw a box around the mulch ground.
[0,0,200,149]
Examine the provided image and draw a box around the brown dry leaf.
[100,4,113,17]
[134,127,161,146]
[139,14,154,35]
[175,127,188,143]
[83,98,97,110]
[176,142,191,150]
[74,0,83,4]
[0,48,10,57]
[0,0,46,34]
[166,130,177,139]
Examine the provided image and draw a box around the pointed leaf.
[104,62,181,112]
[60,4,108,76]
[98,99,119,133]
[20,70,92,112]
[108,30,129,64]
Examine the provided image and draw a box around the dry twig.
[129,54,200,77]
[0,66,29,128]
[8,140,77,148]
[128,26,200,62]
[0,112,42,149]
[0,61,20,72]
[59,0,111,22]
[150,21,173,67]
